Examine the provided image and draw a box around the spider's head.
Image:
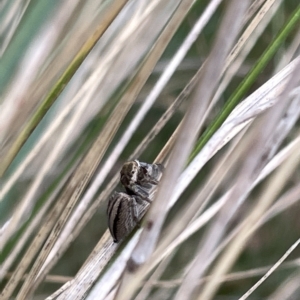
[120,160,140,187]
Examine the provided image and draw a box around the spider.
[107,160,164,242]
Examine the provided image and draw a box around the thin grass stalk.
[0,0,129,176]
[223,0,277,76]
[164,149,300,295]
[16,35,165,300]
[197,138,300,265]
[211,0,281,113]
[1,67,112,246]
[211,176,300,280]
[84,233,142,300]
[3,273,72,285]
[0,84,89,204]
[239,236,300,298]
[245,0,268,24]
[183,170,300,297]
[116,1,249,299]
[1,13,132,247]
[4,93,126,299]
[173,137,300,287]
[3,69,100,248]
[0,2,128,204]
[151,127,249,268]
[90,0,224,178]
[4,2,298,295]
[16,100,121,299]
[48,2,226,277]
[133,0,248,270]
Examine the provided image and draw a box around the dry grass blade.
[50,0,223,272]
[0,0,130,207]
[246,0,267,21]
[201,162,300,286]
[17,27,167,300]
[193,134,300,299]
[87,22,300,300]
[223,0,277,74]
[151,128,249,264]
[85,233,141,300]
[213,0,281,107]
[152,135,300,297]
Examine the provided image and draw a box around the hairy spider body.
[107,192,143,243]
[120,160,164,201]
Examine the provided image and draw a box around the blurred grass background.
[1,0,300,299]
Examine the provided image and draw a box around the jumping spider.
[107,160,164,242]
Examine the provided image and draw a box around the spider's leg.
[130,185,152,203]
[130,196,139,223]
[130,196,144,228]
[148,178,159,185]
